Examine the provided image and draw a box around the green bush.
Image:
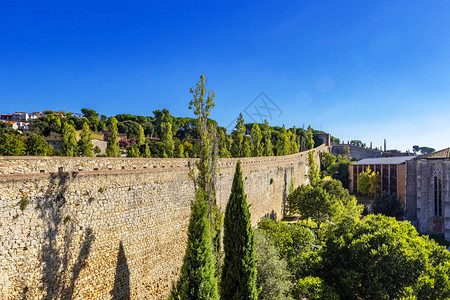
[254,230,293,300]
[321,214,450,299]
[258,218,319,280]
[292,276,339,300]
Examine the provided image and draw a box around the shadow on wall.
[37,172,96,299]
[264,210,277,221]
[111,241,130,300]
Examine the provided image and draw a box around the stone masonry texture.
[0,145,326,299]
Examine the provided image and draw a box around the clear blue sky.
[1,1,449,151]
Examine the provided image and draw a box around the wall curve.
[0,145,326,299]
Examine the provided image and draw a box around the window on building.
[434,171,443,216]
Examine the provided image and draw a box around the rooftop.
[352,156,417,165]
[417,147,450,159]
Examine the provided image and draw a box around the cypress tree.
[61,122,77,156]
[170,190,219,300]
[106,117,120,157]
[221,161,258,300]
[79,122,94,157]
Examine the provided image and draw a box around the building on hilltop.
[1,114,13,121]
[349,156,417,205]
[406,148,450,240]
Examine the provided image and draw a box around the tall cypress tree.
[170,190,219,300]
[78,122,94,157]
[221,161,258,300]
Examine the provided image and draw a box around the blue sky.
[1,1,449,151]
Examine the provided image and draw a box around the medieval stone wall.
[0,145,326,299]
[331,144,381,160]
[406,158,450,241]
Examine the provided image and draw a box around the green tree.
[307,150,320,187]
[218,127,232,158]
[243,135,253,157]
[61,122,77,156]
[137,123,145,145]
[357,166,372,195]
[78,122,94,157]
[81,108,100,132]
[289,128,299,154]
[258,218,319,280]
[127,145,140,157]
[262,120,274,156]
[320,152,336,177]
[26,134,49,156]
[305,126,314,150]
[321,214,450,300]
[161,122,174,157]
[189,74,223,273]
[106,117,120,157]
[275,125,290,156]
[292,276,338,300]
[177,143,185,158]
[221,161,258,300]
[254,230,293,300]
[231,113,245,157]
[140,143,151,158]
[170,192,219,300]
[287,184,332,228]
[0,133,26,156]
[251,123,263,157]
[327,155,350,189]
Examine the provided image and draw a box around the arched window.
[434,170,442,216]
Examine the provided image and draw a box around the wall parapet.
[0,145,327,176]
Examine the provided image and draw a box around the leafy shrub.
[254,230,293,300]
[258,218,319,280]
[292,276,339,300]
[321,214,450,299]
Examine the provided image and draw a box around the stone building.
[331,144,382,160]
[349,156,416,205]
[313,132,331,146]
[406,148,450,240]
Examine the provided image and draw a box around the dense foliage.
[321,215,450,299]
[253,230,293,300]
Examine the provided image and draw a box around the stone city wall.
[0,145,326,299]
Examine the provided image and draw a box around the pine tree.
[305,125,314,150]
[262,120,274,156]
[221,161,258,300]
[170,191,219,300]
[243,135,253,157]
[275,125,289,156]
[61,122,77,156]
[231,113,245,157]
[137,123,145,145]
[106,117,120,157]
[78,122,94,157]
[161,122,174,157]
[251,123,263,157]
[289,127,299,154]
